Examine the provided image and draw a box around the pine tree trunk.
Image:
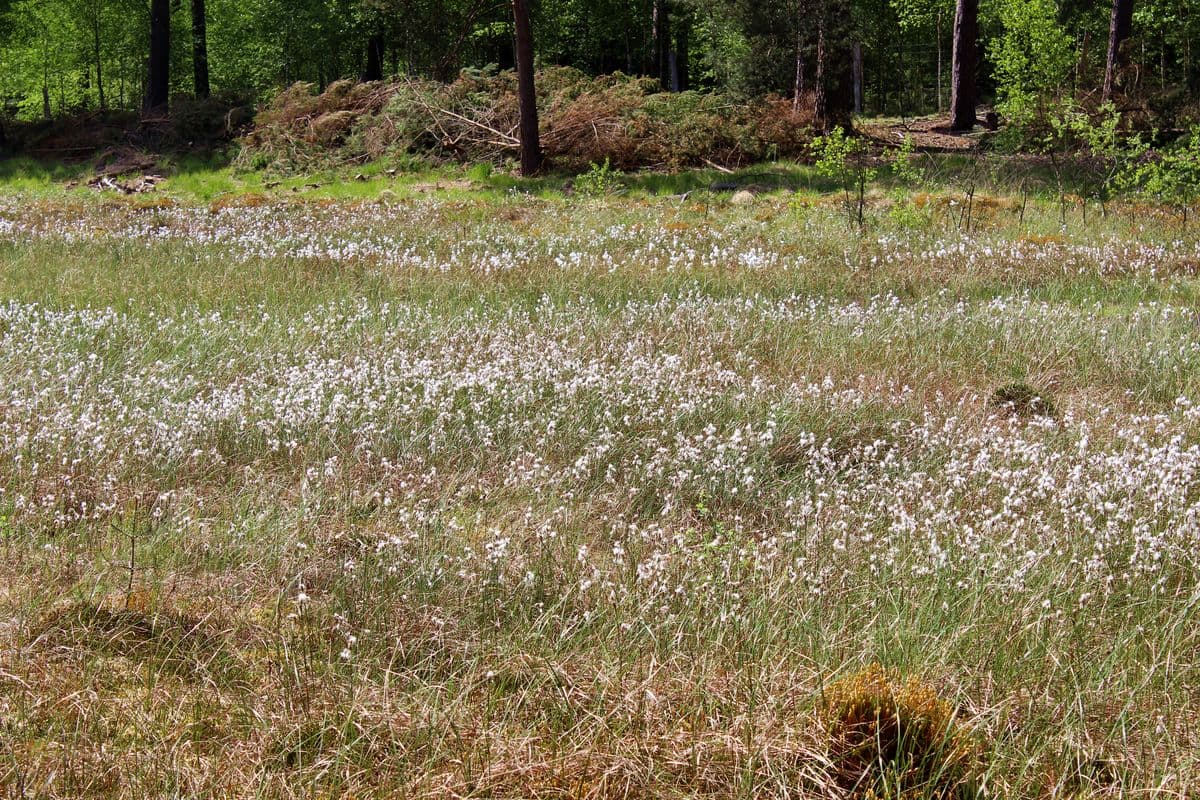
[1103,0,1134,101]
[94,18,106,110]
[814,0,853,130]
[936,10,943,111]
[147,0,171,111]
[192,0,210,98]
[512,0,542,175]
[673,10,689,91]
[852,42,863,113]
[794,23,805,112]
[364,33,384,81]
[654,0,671,90]
[949,0,978,131]
[814,14,827,128]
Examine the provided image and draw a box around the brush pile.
[237,67,814,173]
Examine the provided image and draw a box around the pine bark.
[813,0,853,130]
[147,0,170,111]
[1103,0,1134,101]
[935,10,943,111]
[192,0,210,98]
[512,0,542,175]
[364,33,384,81]
[949,0,978,131]
[654,0,671,90]
[673,9,689,91]
[794,24,806,112]
[852,41,863,113]
[814,15,827,127]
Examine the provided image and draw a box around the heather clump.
[989,381,1057,418]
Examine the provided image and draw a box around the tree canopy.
[0,0,1189,125]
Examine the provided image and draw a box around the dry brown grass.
[1,568,844,799]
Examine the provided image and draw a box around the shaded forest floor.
[860,111,989,151]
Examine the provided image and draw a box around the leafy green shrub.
[997,98,1140,224]
[885,135,935,229]
[1021,99,1133,223]
[886,134,924,186]
[812,128,876,230]
[574,158,623,197]
[1118,127,1200,226]
[989,0,1075,127]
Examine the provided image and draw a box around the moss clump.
[822,664,982,799]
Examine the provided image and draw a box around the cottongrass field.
[0,188,1198,798]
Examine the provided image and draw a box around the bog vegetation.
[0,174,1198,797]
[1,0,1199,798]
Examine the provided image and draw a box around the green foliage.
[812,128,876,230]
[1045,100,1133,207]
[690,7,753,92]
[989,0,1076,123]
[1118,127,1200,225]
[1046,100,1121,161]
[574,157,623,197]
[891,0,954,31]
[466,162,493,181]
[886,133,924,186]
[881,136,933,228]
[1,0,1199,153]
[813,128,871,183]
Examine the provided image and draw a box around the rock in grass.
[730,189,756,205]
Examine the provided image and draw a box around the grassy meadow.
[0,169,1198,798]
